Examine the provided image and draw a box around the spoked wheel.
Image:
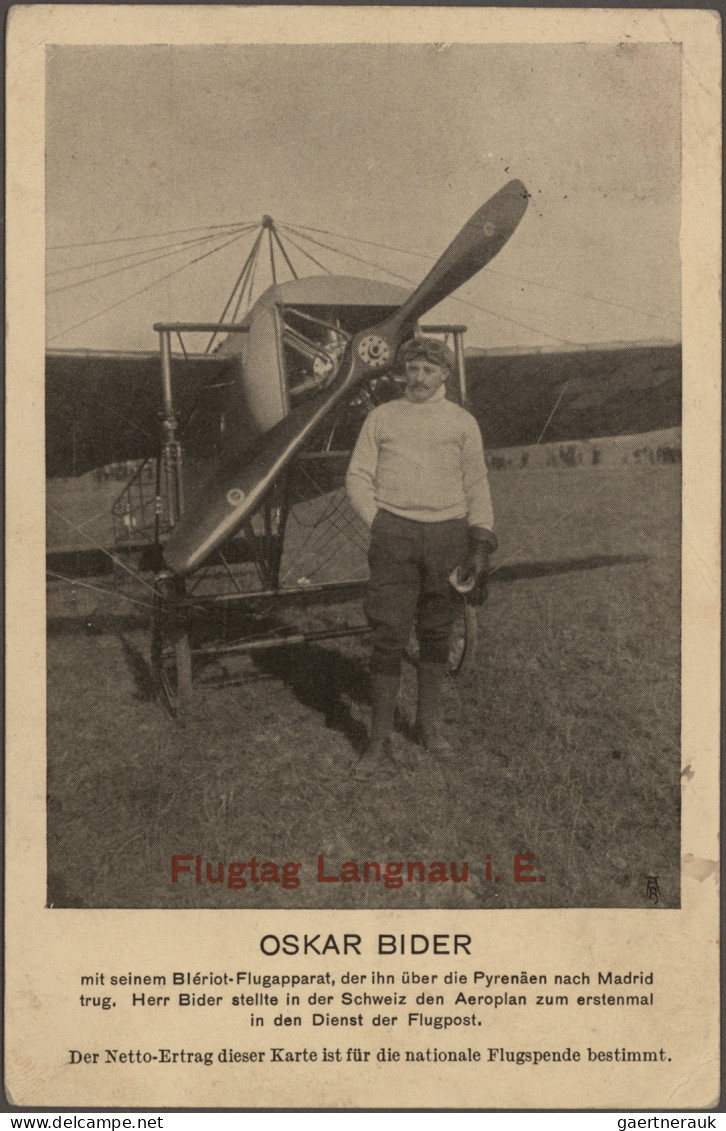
[151,573,194,722]
[447,594,478,676]
[405,592,478,676]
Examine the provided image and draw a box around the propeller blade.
[163,180,528,576]
[163,374,355,575]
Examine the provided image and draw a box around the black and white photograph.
[44,40,684,911]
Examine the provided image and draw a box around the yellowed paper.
[6,6,721,1110]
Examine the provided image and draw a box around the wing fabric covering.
[468,343,682,450]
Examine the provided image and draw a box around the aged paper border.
[6,6,721,1110]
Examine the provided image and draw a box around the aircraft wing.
[46,339,680,568]
[46,348,235,477]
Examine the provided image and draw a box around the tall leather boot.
[415,662,454,759]
[353,673,400,781]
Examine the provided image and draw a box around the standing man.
[346,336,497,779]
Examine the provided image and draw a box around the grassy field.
[46,463,680,909]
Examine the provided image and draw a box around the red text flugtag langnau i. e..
[170,853,546,890]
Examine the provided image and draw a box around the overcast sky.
[46,43,681,352]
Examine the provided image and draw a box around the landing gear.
[447,597,478,676]
[405,593,478,677]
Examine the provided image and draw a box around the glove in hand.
[461,527,497,606]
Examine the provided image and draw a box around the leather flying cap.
[397,336,456,373]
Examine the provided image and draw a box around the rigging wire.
[46,571,157,614]
[47,228,253,344]
[231,233,263,324]
[274,229,333,276]
[46,503,160,595]
[281,491,353,585]
[491,380,573,528]
[287,219,430,258]
[287,219,679,327]
[268,227,278,286]
[271,225,298,281]
[48,220,255,251]
[441,291,579,347]
[478,337,677,462]
[490,461,652,581]
[47,210,675,350]
[44,209,678,659]
[175,330,190,364]
[205,227,264,353]
[279,223,416,286]
[282,223,576,346]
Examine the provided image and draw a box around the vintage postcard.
[5,5,720,1110]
